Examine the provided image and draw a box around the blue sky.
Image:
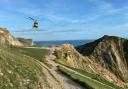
[0,0,128,41]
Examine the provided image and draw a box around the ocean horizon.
[34,40,94,47]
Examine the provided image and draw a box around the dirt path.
[24,47,84,89]
[31,55,84,89]
[42,54,84,89]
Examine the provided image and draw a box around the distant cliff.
[17,38,34,46]
[0,28,34,46]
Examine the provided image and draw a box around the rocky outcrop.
[92,36,128,82]
[0,28,23,46]
[54,44,94,72]
[0,28,34,46]
[17,38,34,46]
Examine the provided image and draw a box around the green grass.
[8,46,50,62]
[58,65,123,89]
[56,61,122,89]
[0,46,50,89]
[70,68,122,89]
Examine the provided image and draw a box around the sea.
[34,40,93,47]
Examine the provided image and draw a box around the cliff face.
[92,36,128,81]
[0,28,34,46]
[77,35,128,82]
[17,38,34,46]
[0,28,23,46]
[54,36,128,88]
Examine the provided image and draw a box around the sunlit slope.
[0,28,22,46]
[0,46,51,89]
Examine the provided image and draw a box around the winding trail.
[42,54,84,89]
[24,47,84,89]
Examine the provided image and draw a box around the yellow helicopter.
[28,17,39,29]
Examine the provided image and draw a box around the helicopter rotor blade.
[27,17,35,21]
[11,28,47,32]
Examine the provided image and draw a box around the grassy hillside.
[0,46,50,89]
